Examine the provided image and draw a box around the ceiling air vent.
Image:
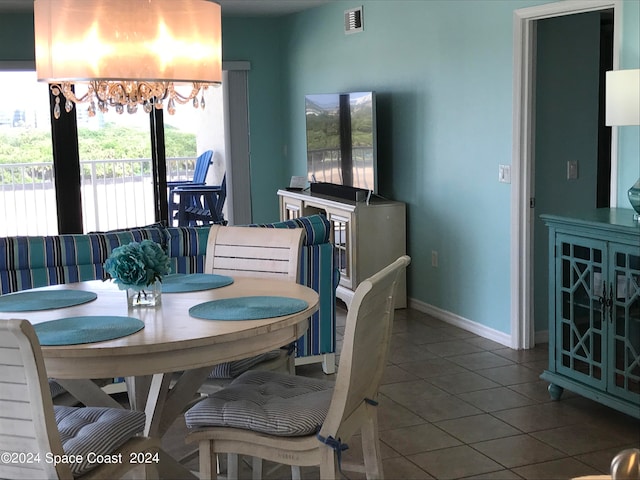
[344,7,363,34]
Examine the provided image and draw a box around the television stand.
[277,189,407,309]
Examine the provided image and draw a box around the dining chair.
[201,224,306,386]
[185,255,411,480]
[0,319,159,480]
[167,150,214,222]
[175,225,306,472]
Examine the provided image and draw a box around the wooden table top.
[0,278,318,378]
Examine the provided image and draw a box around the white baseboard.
[408,297,513,348]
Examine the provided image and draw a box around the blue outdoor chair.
[175,174,227,226]
[168,150,214,222]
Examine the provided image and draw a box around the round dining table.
[8,278,318,378]
[0,277,318,479]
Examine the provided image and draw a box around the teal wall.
[221,17,289,222]
[277,0,537,334]
[533,12,602,332]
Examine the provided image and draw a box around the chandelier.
[34,0,222,119]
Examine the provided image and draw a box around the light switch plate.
[498,164,511,184]
[567,160,578,180]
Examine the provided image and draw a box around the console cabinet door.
[281,197,303,220]
[555,233,607,391]
[608,242,640,403]
[325,209,353,290]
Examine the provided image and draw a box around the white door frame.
[510,0,621,349]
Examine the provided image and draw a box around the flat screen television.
[305,91,377,194]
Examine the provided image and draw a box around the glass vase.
[628,178,640,221]
[127,280,162,308]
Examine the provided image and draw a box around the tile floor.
[164,304,640,479]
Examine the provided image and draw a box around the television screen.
[305,91,377,193]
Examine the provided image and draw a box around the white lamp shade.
[34,0,222,84]
[605,69,640,126]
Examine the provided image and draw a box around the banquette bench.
[0,215,337,372]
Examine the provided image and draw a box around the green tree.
[0,123,196,164]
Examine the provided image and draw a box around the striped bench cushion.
[0,216,335,359]
[0,227,165,294]
[251,215,336,357]
[251,214,331,247]
[54,406,145,477]
[164,226,210,274]
[185,370,334,437]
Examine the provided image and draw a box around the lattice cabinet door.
[555,233,607,391]
[608,243,640,404]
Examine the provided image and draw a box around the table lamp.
[605,69,640,221]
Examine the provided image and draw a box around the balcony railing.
[0,157,198,237]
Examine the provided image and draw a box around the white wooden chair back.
[320,255,411,441]
[0,319,72,479]
[204,225,304,282]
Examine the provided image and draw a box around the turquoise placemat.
[162,273,234,293]
[34,316,145,346]
[0,290,98,312]
[189,296,309,321]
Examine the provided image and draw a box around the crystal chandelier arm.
[48,80,214,118]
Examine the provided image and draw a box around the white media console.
[278,189,407,309]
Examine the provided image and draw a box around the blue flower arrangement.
[104,240,171,291]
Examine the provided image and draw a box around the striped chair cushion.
[208,350,283,379]
[185,370,334,437]
[48,379,66,399]
[54,406,146,477]
[164,226,210,274]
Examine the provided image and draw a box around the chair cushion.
[54,406,146,477]
[185,370,334,437]
[208,350,284,379]
[48,379,66,399]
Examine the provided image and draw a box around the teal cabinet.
[541,209,640,418]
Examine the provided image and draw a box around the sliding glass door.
[0,67,240,234]
[163,84,226,226]
[76,107,155,232]
[0,71,57,236]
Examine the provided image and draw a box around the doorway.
[532,9,614,343]
[511,0,620,349]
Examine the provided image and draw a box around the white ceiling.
[0,0,334,16]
